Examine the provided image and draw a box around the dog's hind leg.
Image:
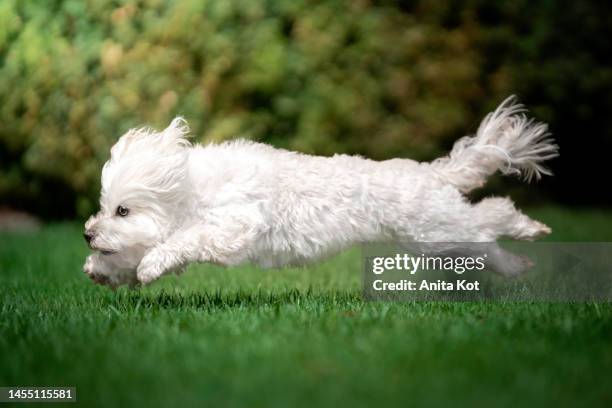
[473,197,550,241]
[393,188,544,276]
[405,241,534,277]
[394,183,550,243]
[484,243,534,276]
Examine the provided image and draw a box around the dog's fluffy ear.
[101,117,192,200]
[159,117,191,149]
[109,117,191,162]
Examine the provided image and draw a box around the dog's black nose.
[83,231,94,244]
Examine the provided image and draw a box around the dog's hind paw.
[517,219,551,241]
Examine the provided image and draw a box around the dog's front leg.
[136,209,263,285]
[83,253,113,285]
[136,237,196,285]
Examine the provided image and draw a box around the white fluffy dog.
[83,96,558,288]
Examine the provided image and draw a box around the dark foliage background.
[0,0,610,218]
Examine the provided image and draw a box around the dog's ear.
[109,117,190,162]
[101,117,192,197]
[161,117,191,147]
[109,127,146,162]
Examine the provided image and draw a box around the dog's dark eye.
[116,206,129,217]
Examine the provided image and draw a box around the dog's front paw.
[83,254,113,287]
[136,253,165,285]
[83,254,106,282]
[83,255,96,276]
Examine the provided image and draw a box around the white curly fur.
[83,96,558,288]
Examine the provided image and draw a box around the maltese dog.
[83,96,558,288]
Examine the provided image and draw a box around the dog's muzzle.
[83,230,95,245]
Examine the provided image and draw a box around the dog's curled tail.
[431,96,559,193]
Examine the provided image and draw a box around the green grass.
[1,206,612,407]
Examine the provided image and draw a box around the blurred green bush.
[0,0,610,217]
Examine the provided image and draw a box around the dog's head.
[84,117,191,270]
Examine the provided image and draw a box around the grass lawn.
[1,206,612,407]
